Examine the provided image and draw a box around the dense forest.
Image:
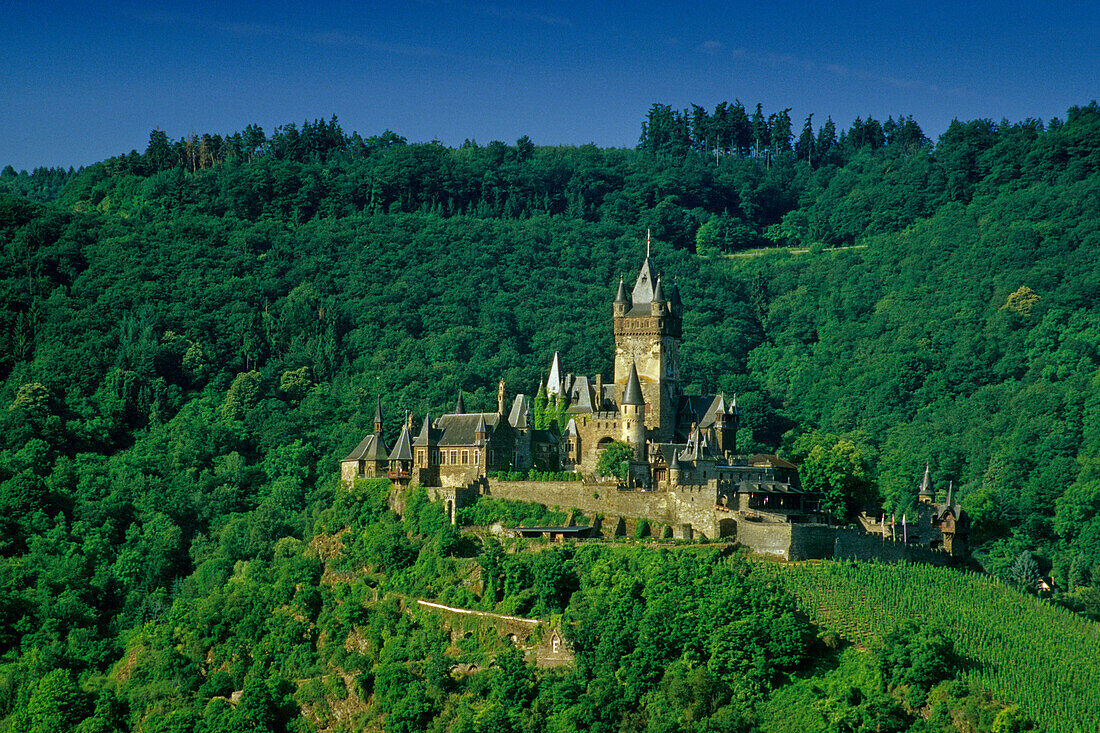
[1,99,1099,730]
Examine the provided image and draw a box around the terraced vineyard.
[758,561,1100,732]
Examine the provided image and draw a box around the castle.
[340,241,968,558]
[341,240,819,541]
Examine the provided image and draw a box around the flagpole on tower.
[646,229,651,258]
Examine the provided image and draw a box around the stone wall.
[485,480,672,525]
[732,519,958,564]
[669,484,721,539]
[733,519,794,559]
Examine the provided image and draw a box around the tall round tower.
[620,362,646,460]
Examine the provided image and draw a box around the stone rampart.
[485,480,672,525]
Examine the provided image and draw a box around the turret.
[668,450,681,486]
[613,275,630,317]
[373,397,383,435]
[918,463,934,504]
[651,277,668,316]
[474,414,489,444]
[455,390,466,415]
[620,362,646,460]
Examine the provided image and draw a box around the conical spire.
[919,463,934,497]
[622,362,645,406]
[946,481,955,509]
[631,235,658,304]
[653,276,666,303]
[373,397,383,434]
[413,413,433,446]
[455,390,465,414]
[614,275,630,305]
[670,280,682,311]
[547,351,563,396]
[474,414,489,443]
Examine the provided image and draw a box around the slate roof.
[622,363,645,405]
[388,425,414,461]
[736,480,806,494]
[342,433,389,462]
[508,394,530,428]
[434,412,501,447]
[530,429,560,445]
[547,352,563,396]
[566,375,594,412]
[676,394,728,433]
[748,454,797,470]
[630,256,658,309]
[614,276,630,305]
[412,414,444,447]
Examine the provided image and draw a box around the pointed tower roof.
[946,481,955,509]
[455,391,465,414]
[547,352,563,396]
[388,424,414,461]
[614,275,630,305]
[473,414,489,443]
[669,449,681,470]
[631,234,658,305]
[729,393,739,415]
[508,394,530,428]
[373,397,383,429]
[622,362,645,406]
[653,276,666,303]
[670,281,682,311]
[713,393,728,415]
[919,463,934,498]
[413,413,436,447]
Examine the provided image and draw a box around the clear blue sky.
[3,0,1097,170]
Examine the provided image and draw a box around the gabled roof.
[435,412,501,446]
[563,418,578,437]
[749,454,797,470]
[343,433,389,462]
[622,363,645,406]
[388,425,414,461]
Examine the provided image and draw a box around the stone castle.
[341,241,968,559]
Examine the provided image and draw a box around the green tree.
[596,441,634,483]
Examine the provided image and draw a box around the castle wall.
[733,520,794,559]
[668,484,720,539]
[485,480,672,525]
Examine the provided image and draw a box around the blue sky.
[3,0,1098,170]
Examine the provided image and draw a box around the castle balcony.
[387,470,411,480]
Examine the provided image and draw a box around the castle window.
[474,450,480,464]
[462,450,469,465]
[451,450,458,465]
[489,449,495,465]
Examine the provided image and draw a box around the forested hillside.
[1,101,1098,731]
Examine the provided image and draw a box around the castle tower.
[613,236,682,441]
[918,463,934,504]
[713,393,736,455]
[620,362,646,460]
[373,397,383,435]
